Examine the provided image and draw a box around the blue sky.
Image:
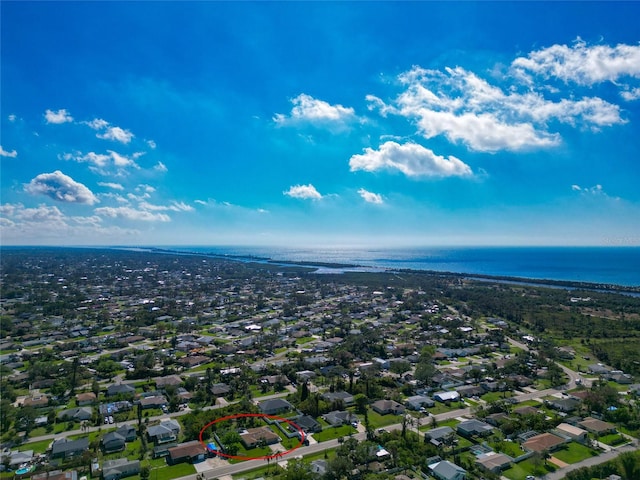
[2,1,640,247]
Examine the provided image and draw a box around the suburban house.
[23,394,49,408]
[578,417,617,435]
[76,392,97,406]
[322,391,354,406]
[147,420,181,444]
[115,425,137,442]
[101,432,126,453]
[167,441,207,465]
[555,423,589,443]
[50,438,89,460]
[210,383,231,397]
[425,426,455,446]
[405,395,435,410]
[155,375,183,389]
[322,410,359,427]
[371,399,405,415]
[258,398,292,415]
[102,459,140,480]
[456,419,494,438]
[57,407,93,422]
[429,460,467,480]
[475,452,513,473]
[292,414,322,433]
[434,391,460,403]
[522,432,567,453]
[139,395,168,409]
[240,427,281,448]
[32,471,78,480]
[106,384,136,397]
[546,397,580,413]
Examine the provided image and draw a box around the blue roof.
[207,442,217,451]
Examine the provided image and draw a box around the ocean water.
[162,246,640,287]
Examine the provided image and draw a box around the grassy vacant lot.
[151,462,196,480]
[599,433,628,446]
[17,438,52,454]
[503,457,556,480]
[313,424,356,442]
[365,410,403,429]
[232,464,285,479]
[552,442,598,464]
[427,402,464,415]
[419,418,460,432]
[492,440,525,458]
[481,391,512,403]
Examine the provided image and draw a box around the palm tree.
[618,451,639,480]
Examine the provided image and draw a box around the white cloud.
[61,150,142,173]
[512,39,640,85]
[98,182,124,190]
[0,146,18,158]
[571,183,606,195]
[94,206,170,222]
[358,188,384,204]
[283,184,323,199]
[97,126,134,144]
[139,201,194,212]
[369,56,628,153]
[24,170,99,205]
[8,114,17,122]
[137,184,156,194]
[108,150,141,168]
[0,203,143,242]
[44,108,73,124]
[621,87,640,101]
[154,161,168,172]
[274,94,358,130]
[349,141,472,178]
[85,118,110,130]
[147,140,157,149]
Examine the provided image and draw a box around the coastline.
[2,245,638,293]
[141,246,640,295]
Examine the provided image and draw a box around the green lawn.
[295,336,316,345]
[481,391,513,403]
[231,464,284,479]
[493,441,525,458]
[235,443,273,459]
[503,458,556,480]
[419,418,460,432]
[364,410,403,429]
[17,438,52,454]
[426,402,464,415]
[302,449,336,463]
[29,423,69,437]
[599,433,628,446]
[312,425,356,442]
[150,462,196,480]
[552,442,598,464]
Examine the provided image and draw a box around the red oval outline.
[198,412,306,461]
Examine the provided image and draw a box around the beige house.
[555,423,589,443]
